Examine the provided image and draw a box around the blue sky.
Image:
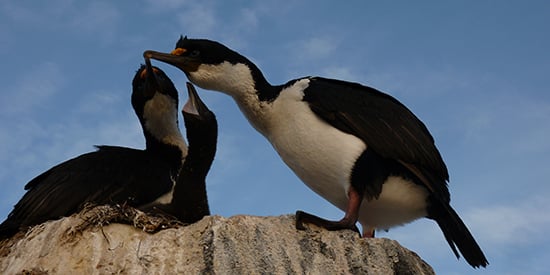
[1,1,549,274]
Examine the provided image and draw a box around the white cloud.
[321,66,360,82]
[138,2,272,51]
[0,62,65,115]
[176,3,217,36]
[0,112,144,219]
[299,36,338,60]
[466,197,550,246]
[0,2,120,44]
[0,68,144,216]
[75,88,126,116]
[374,197,550,274]
[70,2,120,44]
[455,93,550,156]
[365,65,473,101]
[237,8,259,31]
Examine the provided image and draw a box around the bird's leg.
[362,226,375,238]
[296,186,363,236]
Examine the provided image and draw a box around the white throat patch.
[143,92,188,156]
[189,62,256,98]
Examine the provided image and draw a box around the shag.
[0,63,186,238]
[142,81,217,224]
[145,36,488,268]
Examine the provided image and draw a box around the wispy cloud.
[321,66,361,82]
[297,36,338,60]
[0,62,65,115]
[458,94,550,154]
[69,2,120,45]
[0,70,143,219]
[467,196,550,246]
[237,8,259,31]
[374,198,550,274]
[175,2,217,36]
[1,2,549,274]
[0,106,143,219]
[0,1,120,44]
[172,3,261,42]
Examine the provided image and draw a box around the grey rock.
[0,210,434,274]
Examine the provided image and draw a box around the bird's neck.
[144,133,185,170]
[180,114,217,181]
[189,61,280,135]
[170,114,217,223]
[142,92,188,162]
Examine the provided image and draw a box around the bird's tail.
[429,199,489,268]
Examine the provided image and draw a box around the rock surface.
[0,212,434,274]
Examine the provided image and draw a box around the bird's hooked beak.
[145,58,159,85]
[138,58,160,97]
[183,82,210,117]
[144,48,200,73]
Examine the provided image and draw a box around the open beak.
[183,82,210,116]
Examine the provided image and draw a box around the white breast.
[235,79,429,231]
[359,176,429,231]
[263,79,366,210]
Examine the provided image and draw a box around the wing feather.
[303,77,450,201]
[6,146,176,229]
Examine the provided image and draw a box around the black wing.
[303,77,450,201]
[1,146,176,235]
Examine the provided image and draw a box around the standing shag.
[0,63,187,239]
[145,36,488,268]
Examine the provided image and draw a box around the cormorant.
[142,81,217,224]
[144,36,488,268]
[0,63,186,238]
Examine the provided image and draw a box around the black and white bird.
[0,63,194,238]
[145,36,489,268]
[143,81,217,223]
